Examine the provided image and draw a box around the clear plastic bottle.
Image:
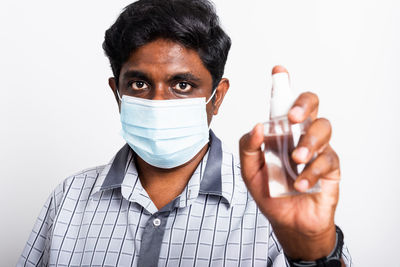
[264,67,320,197]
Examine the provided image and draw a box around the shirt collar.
[91,130,231,205]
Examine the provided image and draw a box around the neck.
[135,144,209,210]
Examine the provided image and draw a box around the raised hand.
[239,66,341,260]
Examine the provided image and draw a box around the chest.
[48,192,270,267]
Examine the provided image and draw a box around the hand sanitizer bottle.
[264,66,320,197]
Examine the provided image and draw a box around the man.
[18,0,352,266]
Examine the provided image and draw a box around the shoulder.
[52,164,107,213]
[61,165,106,190]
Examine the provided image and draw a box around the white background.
[1,0,399,266]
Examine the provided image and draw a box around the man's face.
[109,38,229,124]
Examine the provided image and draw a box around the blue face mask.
[118,91,216,169]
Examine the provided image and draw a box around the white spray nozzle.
[270,69,296,118]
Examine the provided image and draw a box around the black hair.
[103,0,231,89]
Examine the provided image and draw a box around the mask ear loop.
[206,89,217,130]
[205,89,217,104]
[116,89,122,101]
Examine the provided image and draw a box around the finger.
[294,146,340,192]
[272,65,288,75]
[292,118,332,164]
[288,92,319,123]
[239,123,265,180]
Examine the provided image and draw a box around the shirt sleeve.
[17,183,64,267]
[268,225,353,267]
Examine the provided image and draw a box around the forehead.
[120,39,211,79]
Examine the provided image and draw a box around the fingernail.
[296,179,309,192]
[293,147,309,162]
[289,106,304,121]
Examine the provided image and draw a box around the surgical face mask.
[117,90,216,169]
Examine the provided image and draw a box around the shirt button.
[153,218,161,227]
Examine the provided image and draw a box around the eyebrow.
[122,70,150,81]
[168,72,201,83]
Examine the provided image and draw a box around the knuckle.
[318,117,332,130]
[304,91,319,105]
[316,118,332,137]
[324,150,338,168]
[298,92,309,98]
[332,150,340,167]
[326,153,334,166]
[310,165,323,178]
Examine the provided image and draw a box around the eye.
[130,81,149,91]
[173,82,192,92]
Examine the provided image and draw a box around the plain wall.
[1,0,399,266]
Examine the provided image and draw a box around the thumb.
[239,123,265,181]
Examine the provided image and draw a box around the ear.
[108,77,121,110]
[212,78,230,115]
